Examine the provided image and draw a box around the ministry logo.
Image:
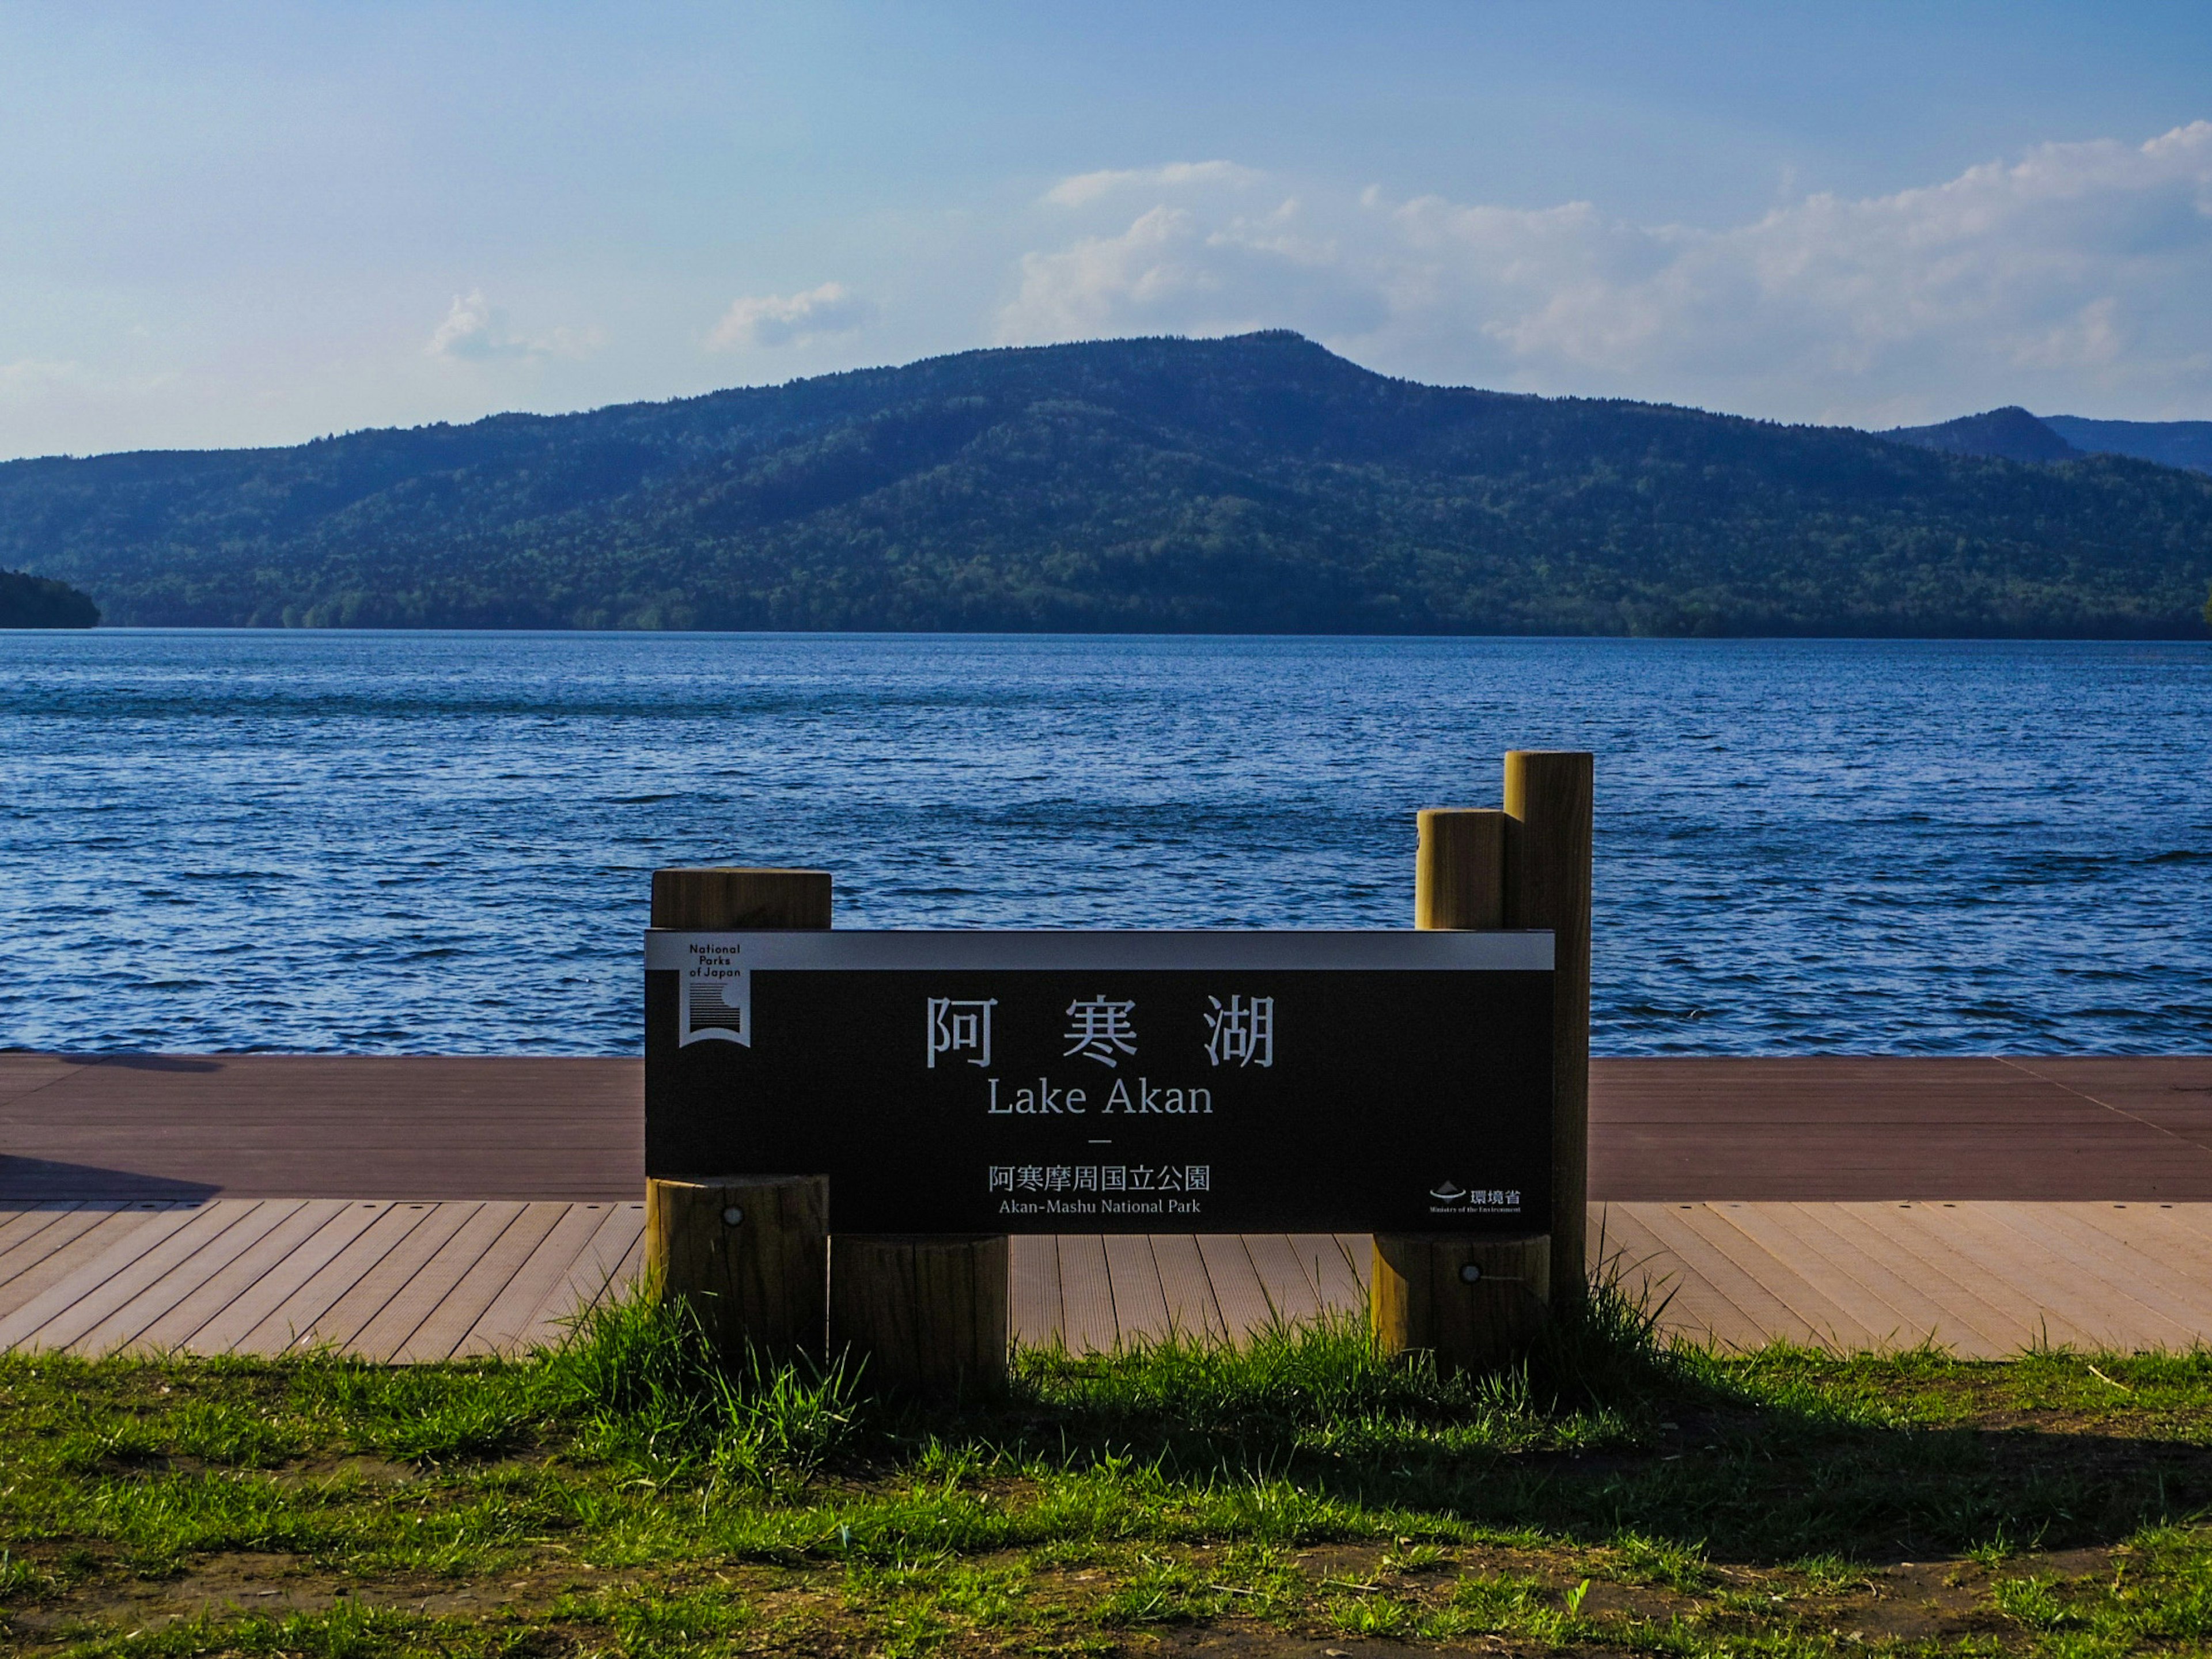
[1428,1181,1522,1216]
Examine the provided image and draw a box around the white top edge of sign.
[645,929,1552,972]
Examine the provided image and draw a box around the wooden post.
[1503,752,1594,1312]
[831,1234,1009,1397]
[646,866,832,1360]
[1415,806,1506,931]
[1372,1234,1550,1370]
[1374,806,1552,1371]
[646,1175,828,1360]
[650,866,831,931]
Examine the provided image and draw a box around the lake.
[2,630,2205,1055]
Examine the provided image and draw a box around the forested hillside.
[3,332,2209,635]
[0,568,99,628]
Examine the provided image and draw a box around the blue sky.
[4,1,2210,459]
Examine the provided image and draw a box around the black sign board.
[645,931,1553,1234]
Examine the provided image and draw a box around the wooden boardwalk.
[0,1200,643,1362]
[5,1052,2212,1360]
[10,1052,2212,1202]
[6,1197,2212,1362]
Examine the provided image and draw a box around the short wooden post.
[1503,752,1594,1312]
[1414,805,1506,931]
[646,1174,828,1360]
[831,1234,1009,1397]
[1372,1234,1550,1371]
[1374,806,1552,1371]
[646,866,832,1359]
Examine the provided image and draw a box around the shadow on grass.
[547,1266,2212,1566]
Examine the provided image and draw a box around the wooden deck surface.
[6,1198,2212,1361]
[7,1052,2212,1360]
[7,1052,2211,1202]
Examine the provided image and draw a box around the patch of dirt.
[1832,1561,1993,1639]
[1290,1546,1383,1580]
[3,1551,627,1637]
[1146,1629,1531,1658]
[291,1454,421,1482]
[1573,1578,1683,1620]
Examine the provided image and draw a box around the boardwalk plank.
[1243,1234,1324,1325]
[2055,1205,2212,1332]
[0,1054,642,1202]
[1102,1235,1169,1343]
[354,1204,524,1363]
[1865,1205,2111,1351]
[607,1225,646,1298]
[1933,1202,2195,1350]
[236,1204,434,1355]
[0,1204,240,1353]
[513,1203,645,1347]
[1288,1233,1363,1315]
[81,1200,313,1356]
[1689,1203,1880,1349]
[0,1206,138,1305]
[290,1203,480,1354]
[1722,1204,1941,1351]
[1836,1204,2093,1352]
[459,1203,620,1357]
[2081,1206,2212,1303]
[1786,1203,2021,1357]
[0,1204,84,1259]
[9,1190,2212,1363]
[399,1203,567,1362]
[1332,1234,1370,1293]
[1974,1204,2211,1346]
[10,1053,2212,1207]
[1056,1235,1119,1354]
[1600,1205,1766,1349]
[195,1202,393,1354]
[1195,1235,1275,1339]
[1613,1205,1817,1349]
[0,1054,92,1104]
[1009,1236,1064,1350]
[1147,1236,1226,1342]
[2139,1203,2212,1259]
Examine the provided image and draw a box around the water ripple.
[2,630,2207,1056]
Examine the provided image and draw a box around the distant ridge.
[2044,415,2212,476]
[3,332,2210,637]
[1883,406,2212,477]
[1883,407,2082,464]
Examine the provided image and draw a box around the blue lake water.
[1,630,2206,1056]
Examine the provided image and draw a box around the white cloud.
[706,282,875,350]
[426,290,600,363]
[0,358,82,402]
[1003,126,2212,422]
[1042,160,1263,208]
[1002,195,1382,344]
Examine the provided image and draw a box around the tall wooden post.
[1372,807,1552,1372]
[1503,752,1594,1311]
[651,866,831,931]
[646,867,832,1361]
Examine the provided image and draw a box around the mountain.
[2043,416,2212,476]
[0,568,99,628]
[1884,406,2212,477]
[3,331,2210,637]
[1881,407,2082,464]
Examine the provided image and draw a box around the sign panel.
[645,930,1553,1235]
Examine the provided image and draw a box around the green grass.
[7,1281,2212,1656]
